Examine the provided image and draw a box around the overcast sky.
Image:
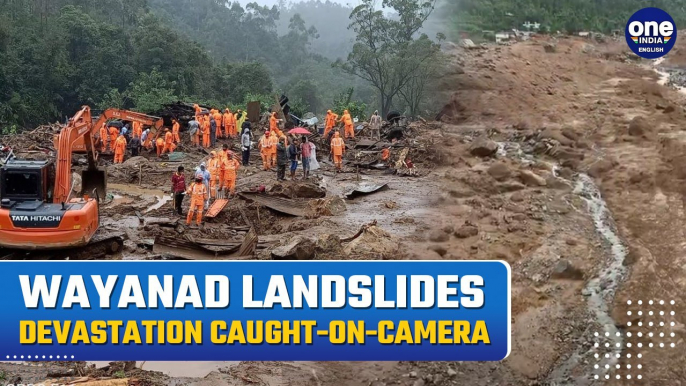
[235,0,374,9]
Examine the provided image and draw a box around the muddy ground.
[5,35,686,385]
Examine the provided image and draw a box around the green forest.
[443,0,686,36]
[0,0,445,130]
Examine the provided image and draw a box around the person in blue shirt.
[194,163,211,209]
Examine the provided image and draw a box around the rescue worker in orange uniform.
[339,109,354,139]
[156,136,165,157]
[193,104,202,120]
[223,108,235,138]
[324,110,338,137]
[186,174,208,226]
[163,128,176,154]
[108,125,119,151]
[172,119,181,144]
[331,132,345,171]
[268,131,279,170]
[132,122,142,139]
[99,123,108,152]
[259,131,272,170]
[269,112,282,134]
[202,115,211,148]
[213,109,223,139]
[113,134,127,164]
[220,152,241,197]
[207,151,220,199]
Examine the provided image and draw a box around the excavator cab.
[0,160,55,204]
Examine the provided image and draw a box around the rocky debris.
[271,236,316,260]
[469,138,498,157]
[544,43,557,53]
[488,162,512,181]
[519,170,547,187]
[552,259,584,280]
[316,234,343,254]
[588,158,618,178]
[72,172,82,193]
[309,197,347,217]
[344,225,398,256]
[271,182,326,199]
[541,128,575,146]
[628,116,650,136]
[454,222,479,239]
[123,156,149,167]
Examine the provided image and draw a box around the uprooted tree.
[337,0,442,117]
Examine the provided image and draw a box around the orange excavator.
[0,106,162,252]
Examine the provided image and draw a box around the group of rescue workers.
[96,103,390,227]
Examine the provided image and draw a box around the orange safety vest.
[331,137,345,156]
[208,157,220,179]
[222,158,240,178]
[172,121,180,135]
[165,131,173,145]
[187,182,207,203]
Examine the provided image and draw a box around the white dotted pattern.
[591,300,677,381]
[4,354,74,359]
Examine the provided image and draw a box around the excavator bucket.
[81,168,107,201]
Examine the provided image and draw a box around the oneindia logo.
[626,7,676,59]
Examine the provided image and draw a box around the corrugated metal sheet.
[239,192,311,217]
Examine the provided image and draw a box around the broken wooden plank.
[235,227,258,257]
[205,199,229,218]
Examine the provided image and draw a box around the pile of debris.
[1,123,62,157]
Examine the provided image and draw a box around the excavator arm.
[53,107,163,204]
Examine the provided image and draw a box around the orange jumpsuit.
[207,153,220,199]
[340,111,354,139]
[163,131,176,154]
[113,136,127,164]
[132,122,142,139]
[220,157,240,195]
[186,182,208,225]
[193,104,202,120]
[108,126,119,150]
[213,111,223,138]
[99,124,108,152]
[259,133,272,170]
[331,133,345,169]
[268,132,279,168]
[172,120,180,143]
[202,117,211,148]
[156,137,165,157]
[324,111,338,137]
[223,110,235,138]
[269,114,281,138]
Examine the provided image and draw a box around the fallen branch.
[341,220,378,243]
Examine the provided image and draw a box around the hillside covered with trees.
[443,0,686,36]
[0,0,445,129]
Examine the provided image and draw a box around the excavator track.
[0,231,124,260]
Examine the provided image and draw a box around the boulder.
[72,172,82,194]
[551,259,584,280]
[454,223,479,239]
[271,237,316,260]
[628,116,649,136]
[488,162,512,181]
[541,128,575,146]
[123,156,149,167]
[469,138,499,157]
[519,170,547,187]
[544,43,557,53]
